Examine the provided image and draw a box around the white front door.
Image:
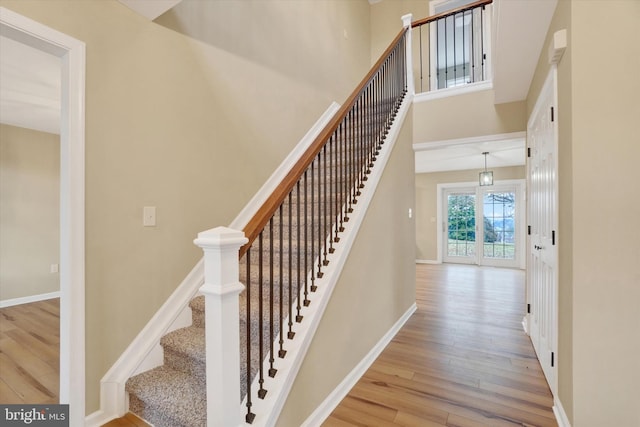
[527,68,558,394]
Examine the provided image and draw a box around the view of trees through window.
[447,192,515,259]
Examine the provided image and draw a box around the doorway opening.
[0,7,85,423]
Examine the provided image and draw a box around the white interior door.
[527,68,558,394]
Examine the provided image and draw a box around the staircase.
[125,297,207,426]
[124,115,384,427]
[122,26,409,427]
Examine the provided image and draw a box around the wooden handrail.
[239,27,408,257]
[411,0,492,28]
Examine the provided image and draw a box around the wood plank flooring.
[101,412,150,427]
[0,298,60,404]
[106,263,556,427]
[322,263,557,427]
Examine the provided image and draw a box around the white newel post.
[194,226,248,427]
[401,13,414,96]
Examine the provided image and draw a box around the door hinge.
[552,230,556,245]
[527,147,531,158]
[527,303,531,314]
[551,351,555,367]
[528,225,531,235]
[551,106,555,122]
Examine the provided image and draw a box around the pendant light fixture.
[479,151,493,186]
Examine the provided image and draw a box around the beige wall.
[0,124,60,301]
[415,166,525,261]
[277,108,416,426]
[527,1,640,425]
[569,1,639,425]
[370,0,430,64]
[0,0,372,413]
[414,89,527,143]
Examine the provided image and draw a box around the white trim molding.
[301,303,417,427]
[413,80,493,103]
[522,314,529,335]
[416,259,440,265]
[413,131,526,153]
[0,8,86,425]
[553,397,571,427]
[0,291,61,308]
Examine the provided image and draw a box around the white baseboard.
[553,396,571,427]
[415,259,440,265]
[301,303,417,427]
[0,291,60,308]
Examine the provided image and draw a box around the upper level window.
[426,0,492,91]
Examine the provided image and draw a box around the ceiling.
[492,0,558,104]
[414,132,525,174]
[118,0,182,21]
[0,35,61,135]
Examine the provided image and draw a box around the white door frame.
[437,179,525,268]
[0,7,86,423]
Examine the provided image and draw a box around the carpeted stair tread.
[127,366,205,427]
[161,326,205,364]
[160,327,207,383]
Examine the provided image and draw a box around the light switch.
[408,208,413,219]
[143,206,156,227]
[50,263,59,273]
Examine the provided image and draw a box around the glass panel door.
[444,190,477,263]
[442,183,523,267]
[482,191,516,260]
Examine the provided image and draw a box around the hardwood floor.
[101,412,150,426]
[0,298,60,404]
[106,264,556,427]
[322,263,557,427]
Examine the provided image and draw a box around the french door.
[444,183,523,268]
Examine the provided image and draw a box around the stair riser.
[163,348,206,385]
[129,393,203,427]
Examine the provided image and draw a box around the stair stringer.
[244,93,413,427]
[90,102,341,427]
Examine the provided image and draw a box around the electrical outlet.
[143,206,156,227]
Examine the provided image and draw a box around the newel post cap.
[402,13,413,28]
[193,226,248,250]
